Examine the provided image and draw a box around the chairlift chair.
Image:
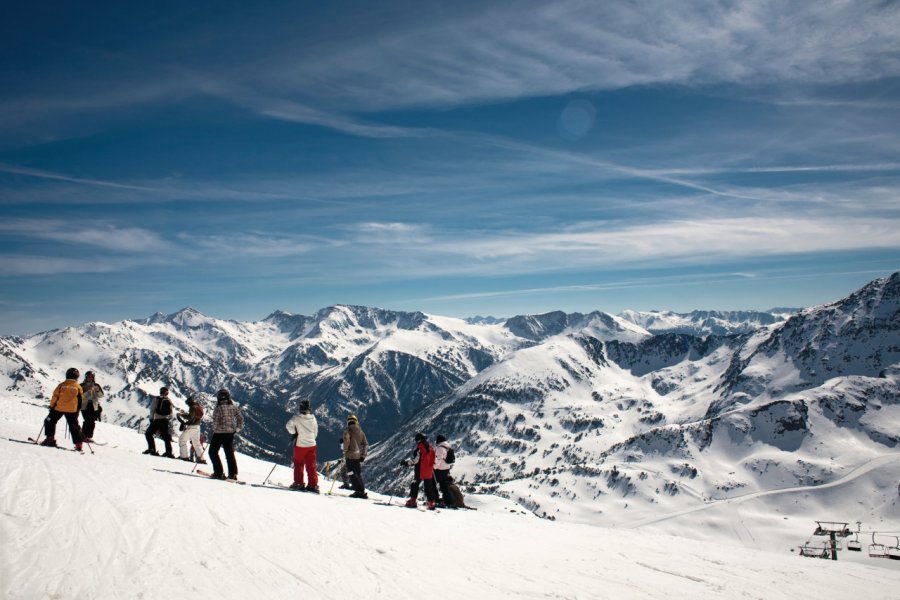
[846,533,862,552]
[869,533,889,558]
[888,538,900,561]
[799,543,829,559]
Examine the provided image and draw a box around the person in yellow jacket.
[41,367,85,450]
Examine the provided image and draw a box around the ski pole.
[191,443,208,474]
[262,439,294,485]
[33,420,45,444]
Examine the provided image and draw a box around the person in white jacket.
[434,435,457,508]
[285,400,319,492]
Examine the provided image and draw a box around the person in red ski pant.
[286,400,319,492]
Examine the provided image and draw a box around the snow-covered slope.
[2,396,898,600]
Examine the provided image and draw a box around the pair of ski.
[250,481,324,495]
[373,501,440,513]
[6,437,105,453]
[155,468,247,484]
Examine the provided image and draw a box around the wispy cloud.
[252,1,900,111]
[0,218,171,253]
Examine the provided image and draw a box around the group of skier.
[36,367,464,509]
[39,367,103,451]
[140,384,245,481]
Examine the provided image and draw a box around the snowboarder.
[285,399,319,492]
[143,387,175,457]
[208,388,244,480]
[79,371,104,443]
[177,395,205,463]
[342,414,369,499]
[40,367,85,450]
[433,434,457,508]
[402,432,438,510]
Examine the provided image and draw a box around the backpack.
[445,446,455,464]
[158,397,172,416]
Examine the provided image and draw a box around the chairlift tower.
[812,521,851,561]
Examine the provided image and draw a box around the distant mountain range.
[1,273,897,527]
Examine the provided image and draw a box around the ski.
[372,501,438,513]
[12,437,84,453]
[196,469,246,484]
[154,468,246,484]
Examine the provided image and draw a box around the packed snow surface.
[2,396,898,600]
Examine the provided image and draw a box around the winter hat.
[185,395,195,405]
[414,432,426,443]
[347,415,358,424]
[298,400,311,413]
[436,435,446,444]
[160,387,169,395]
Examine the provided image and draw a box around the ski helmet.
[84,371,95,380]
[65,367,80,380]
[347,414,358,424]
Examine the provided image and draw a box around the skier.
[79,371,104,443]
[176,395,205,463]
[433,434,457,509]
[342,415,369,499]
[208,388,244,480]
[40,367,85,450]
[402,432,438,510]
[285,399,319,492]
[143,387,175,457]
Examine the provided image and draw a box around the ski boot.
[405,497,417,508]
[40,437,57,447]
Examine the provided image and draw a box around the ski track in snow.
[2,398,900,599]
[628,453,900,529]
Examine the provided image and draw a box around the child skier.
[40,367,85,450]
[177,396,205,462]
[402,432,438,510]
[79,371,104,443]
[285,399,319,492]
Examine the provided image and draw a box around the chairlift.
[799,543,829,559]
[846,532,862,552]
[869,533,889,558]
[888,537,900,561]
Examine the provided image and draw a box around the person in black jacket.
[143,387,175,457]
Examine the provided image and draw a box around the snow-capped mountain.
[365,273,900,535]
[618,308,798,336]
[1,273,898,541]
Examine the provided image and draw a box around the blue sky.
[1,0,899,335]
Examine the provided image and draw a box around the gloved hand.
[399,460,408,467]
[360,456,365,463]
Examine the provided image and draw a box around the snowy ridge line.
[626,453,900,529]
